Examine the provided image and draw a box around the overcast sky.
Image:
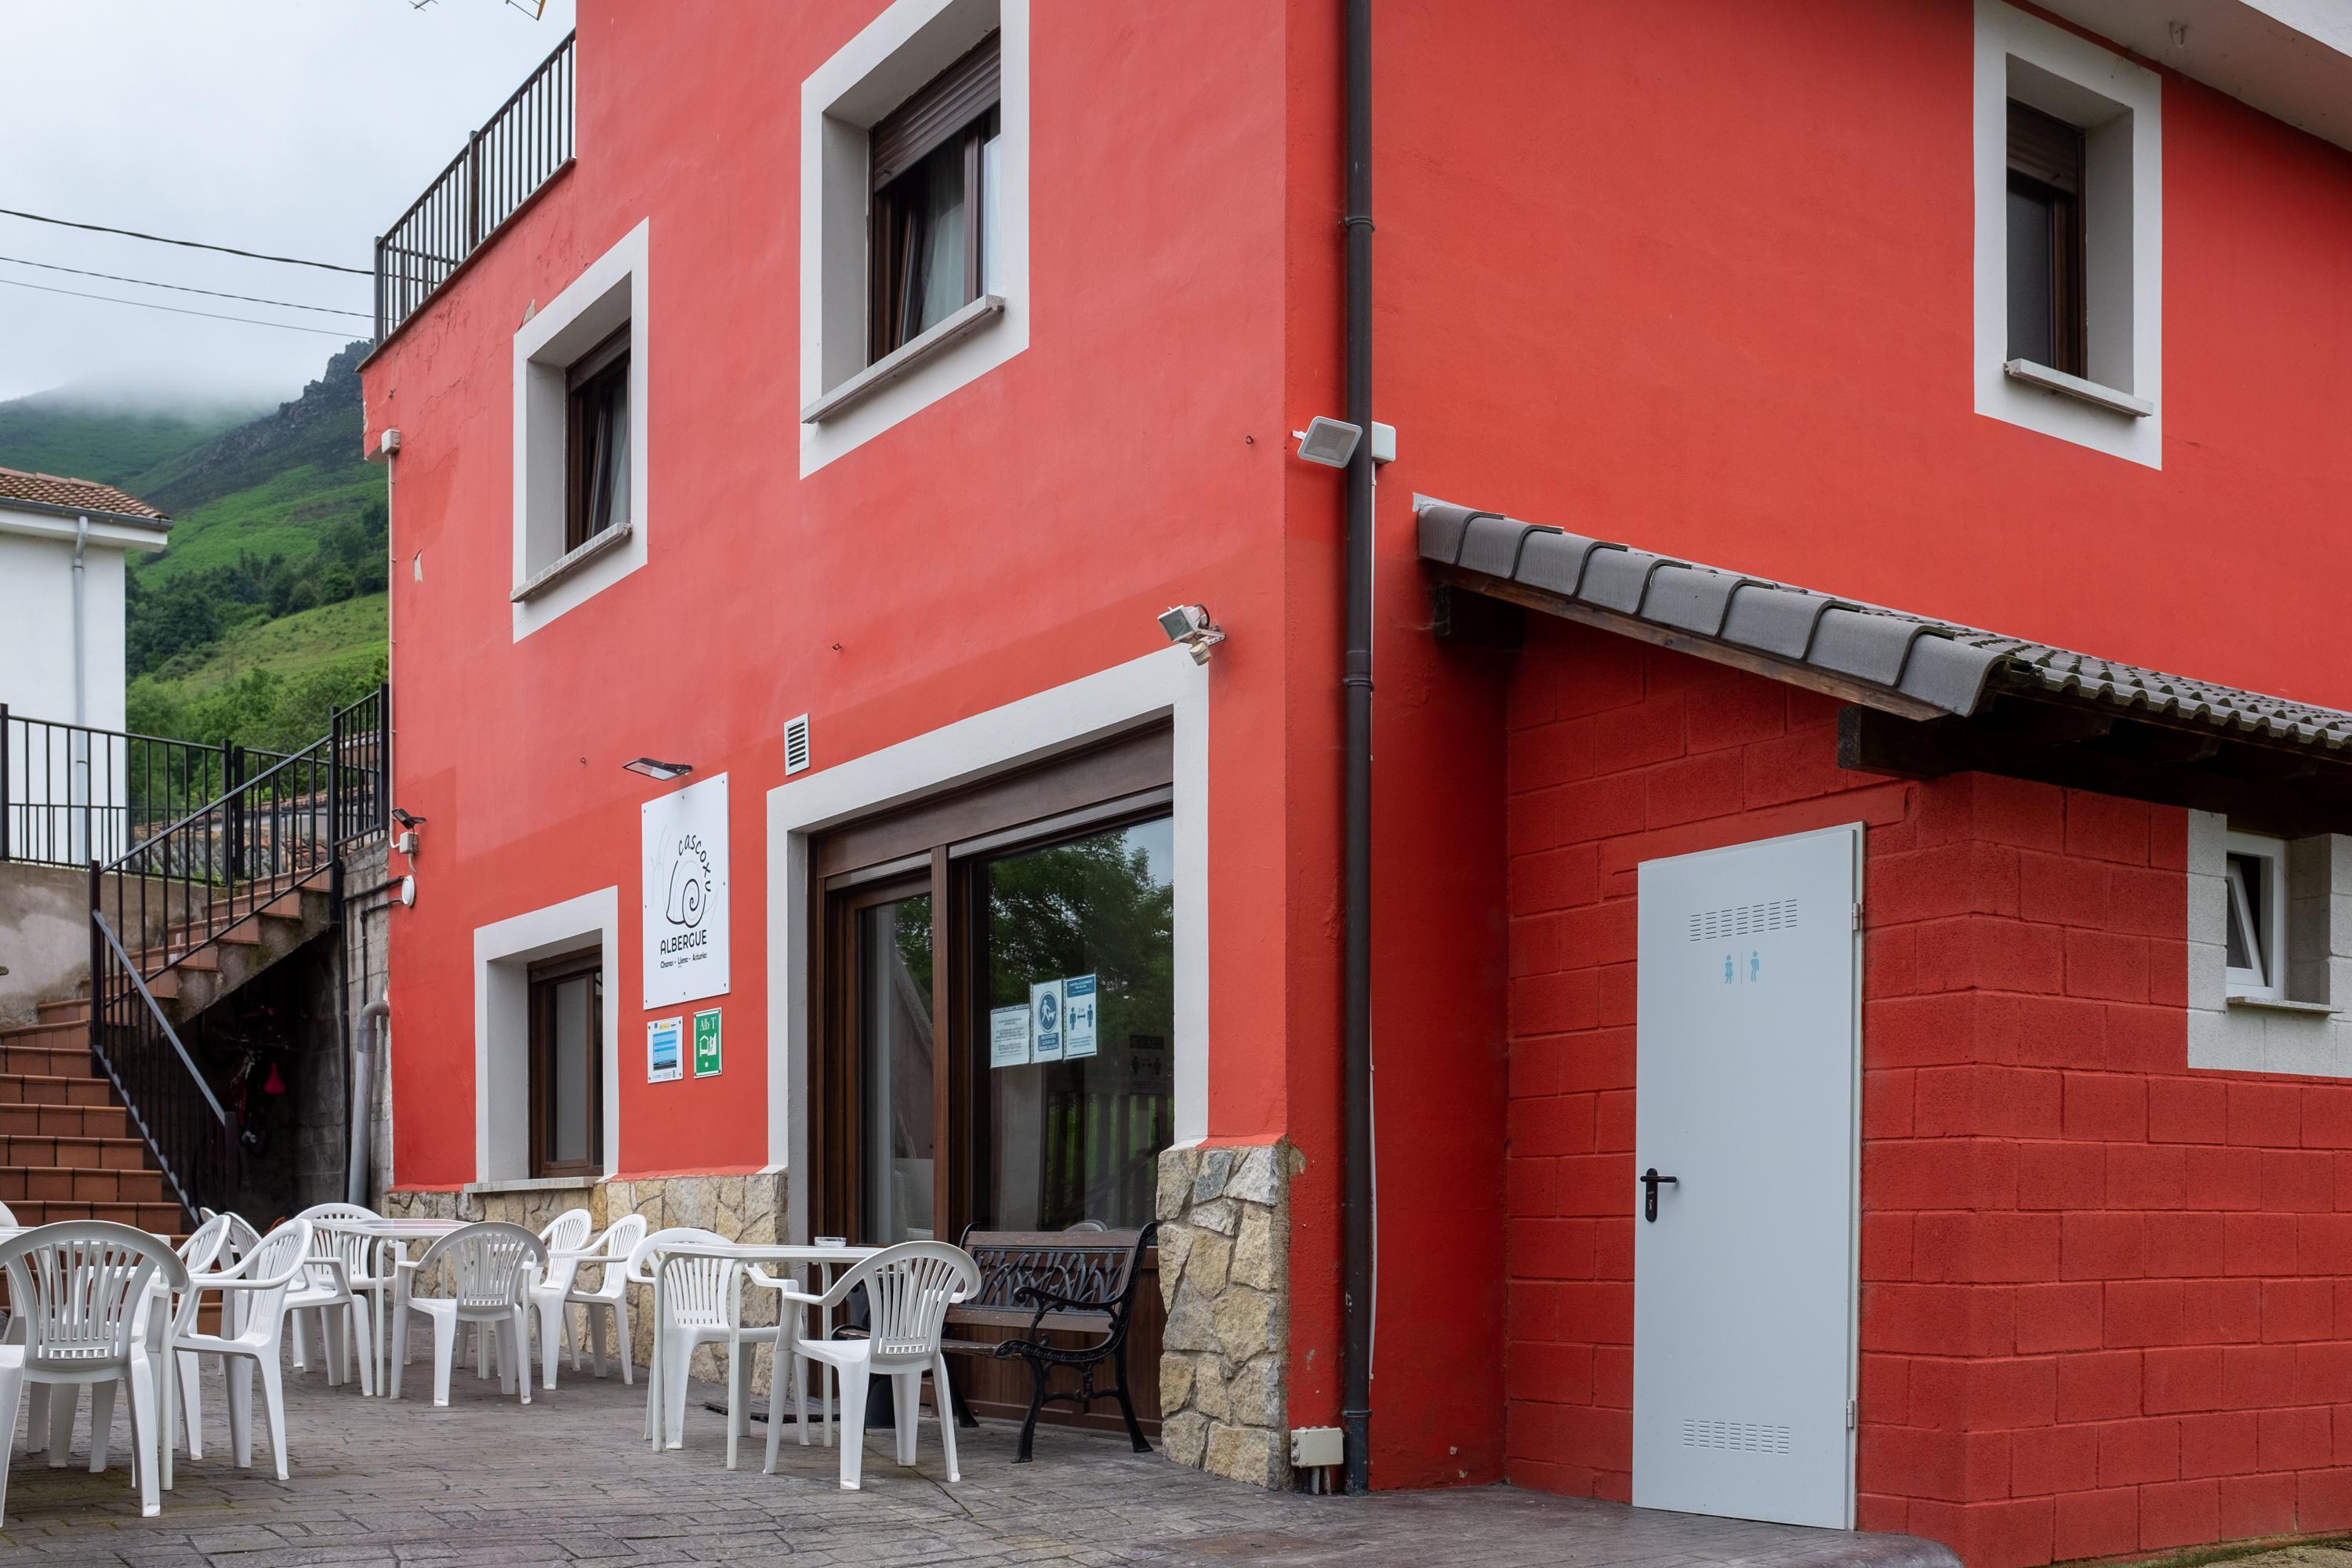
[0,0,577,408]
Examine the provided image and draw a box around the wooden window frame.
[2006,99,2086,379]
[526,948,604,1181]
[563,325,631,554]
[866,33,1001,364]
[810,728,1173,1246]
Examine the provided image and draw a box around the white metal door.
[1632,824,1861,1529]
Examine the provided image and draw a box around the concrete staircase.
[5,873,335,1233]
[0,996,183,1232]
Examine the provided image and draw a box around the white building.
[0,466,169,862]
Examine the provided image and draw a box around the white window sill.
[511,521,633,604]
[463,1174,609,1196]
[2002,359,2154,419]
[801,293,1005,425]
[2227,994,2336,1016]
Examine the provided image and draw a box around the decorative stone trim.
[384,1170,789,1390]
[1156,1140,1298,1489]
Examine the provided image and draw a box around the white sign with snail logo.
[642,771,730,1010]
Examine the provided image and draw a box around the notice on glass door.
[1062,974,1098,1059]
[989,1005,1030,1069]
[1029,978,1065,1063]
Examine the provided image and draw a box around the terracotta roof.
[1416,496,2352,753]
[0,466,169,523]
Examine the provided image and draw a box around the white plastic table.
[642,1240,879,1452]
[331,1217,474,1395]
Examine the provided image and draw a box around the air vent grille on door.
[1682,1418,1792,1454]
[1686,898,1797,942]
[784,713,811,775]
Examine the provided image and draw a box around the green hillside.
[0,343,390,752]
[0,385,256,492]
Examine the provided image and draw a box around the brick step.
[0,1073,119,1108]
[1,1199,185,1234]
[0,1135,151,1172]
[0,1022,85,1050]
[0,1102,131,1138]
[0,1167,169,1204]
[129,945,220,975]
[34,999,89,1026]
[0,1043,99,1080]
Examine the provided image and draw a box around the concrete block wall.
[1504,619,2352,1568]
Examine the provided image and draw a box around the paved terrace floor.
[1,1360,1958,1567]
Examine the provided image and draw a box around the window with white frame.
[510,220,650,641]
[799,0,1029,474]
[2223,830,2288,1002]
[1973,0,2161,468]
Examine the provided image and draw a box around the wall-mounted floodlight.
[390,807,426,829]
[622,757,694,782]
[1159,604,1227,666]
[1294,417,1361,468]
[1291,417,1399,468]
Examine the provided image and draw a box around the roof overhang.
[0,500,170,553]
[1418,497,2352,838]
[2034,0,2352,154]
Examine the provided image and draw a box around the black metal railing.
[1,707,241,869]
[86,685,388,1220]
[88,906,230,1222]
[375,31,575,341]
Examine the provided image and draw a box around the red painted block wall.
[1505,618,2352,1567]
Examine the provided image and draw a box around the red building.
[359,3,2352,1563]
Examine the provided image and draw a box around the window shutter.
[869,33,1000,189]
[2007,100,2083,194]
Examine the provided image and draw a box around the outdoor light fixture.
[389,807,426,829]
[1159,604,1226,665]
[1290,417,1398,468]
[622,757,695,782]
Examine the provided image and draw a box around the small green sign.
[692,1007,723,1077]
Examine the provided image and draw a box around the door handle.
[1642,1167,1679,1222]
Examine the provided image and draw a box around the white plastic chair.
[554,1213,645,1384]
[764,1241,978,1490]
[0,1221,189,1520]
[0,1199,16,1225]
[166,1218,313,1483]
[390,1222,545,1406]
[624,1227,757,1455]
[178,1211,263,1460]
[518,1208,593,1391]
[288,1203,381,1392]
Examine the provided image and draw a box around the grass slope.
[136,593,389,697]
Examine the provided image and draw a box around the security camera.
[1159,604,1226,665]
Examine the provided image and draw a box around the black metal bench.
[942,1223,1157,1462]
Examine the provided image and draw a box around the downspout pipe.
[71,516,90,861]
[70,515,89,726]
[348,990,389,1207]
[1340,0,1376,1497]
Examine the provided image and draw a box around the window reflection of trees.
[981,820,1174,1229]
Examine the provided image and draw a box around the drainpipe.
[71,516,90,860]
[1340,0,1376,1497]
[348,990,389,1206]
[70,515,89,725]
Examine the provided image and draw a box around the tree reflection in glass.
[972,815,1174,1230]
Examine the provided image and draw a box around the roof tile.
[0,466,168,523]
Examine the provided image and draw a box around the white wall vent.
[1686,898,1798,942]
[784,713,811,775]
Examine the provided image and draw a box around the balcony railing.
[374,31,575,343]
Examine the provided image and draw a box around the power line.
[0,275,361,339]
[0,253,370,320]
[0,208,369,277]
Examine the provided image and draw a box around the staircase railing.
[0,706,238,869]
[85,685,388,1218]
[87,907,229,1221]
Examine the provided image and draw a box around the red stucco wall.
[1504,619,2352,1566]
